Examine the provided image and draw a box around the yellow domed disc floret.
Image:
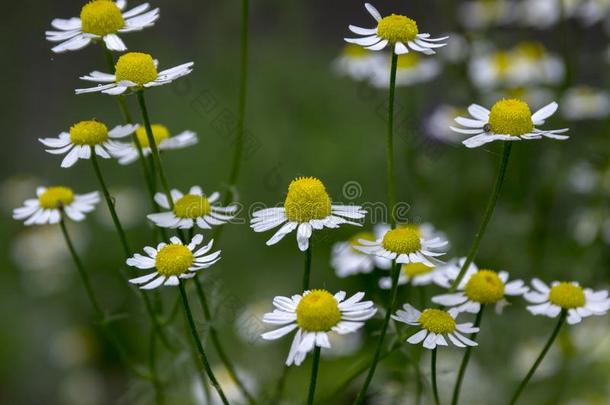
[403,262,433,278]
[382,227,421,254]
[173,195,211,218]
[135,124,170,148]
[488,99,534,136]
[69,120,109,145]
[155,244,193,277]
[80,0,124,36]
[377,14,419,43]
[39,187,75,209]
[296,289,341,332]
[284,177,332,222]
[464,270,505,304]
[549,282,585,309]
[418,309,456,334]
[115,52,158,86]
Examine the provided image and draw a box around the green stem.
[302,245,312,290]
[353,261,401,404]
[508,311,566,405]
[387,52,398,228]
[432,348,440,405]
[307,346,322,405]
[178,281,230,405]
[451,305,485,405]
[449,143,513,291]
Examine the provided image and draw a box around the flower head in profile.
[379,262,446,289]
[524,279,610,324]
[393,304,479,349]
[344,3,448,55]
[147,186,237,230]
[261,290,376,366]
[127,234,220,290]
[331,226,391,278]
[111,124,198,164]
[39,120,137,168]
[250,177,366,251]
[13,186,99,225]
[432,258,528,314]
[451,98,569,148]
[46,0,159,53]
[76,52,193,95]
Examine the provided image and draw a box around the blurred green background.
[1,0,609,404]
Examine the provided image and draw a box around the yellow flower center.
[418,309,456,334]
[284,177,332,222]
[343,44,369,58]
[488,99,534,136]
[382,228,421,254]
[39,187,75,209]
[492,51,510,75]
[135,124,170,148]
[296,290,341,332]
[464,270,505,304]
[155,244,193,277]
[377,14,419,43]
[403,262,433,278]
[549,282,585,309]
[69,120,109,145]
[396,53,421,70]
[115,52,158,85]
[80,0,124,36]
[173,194,211,218]
[516,42,545,61]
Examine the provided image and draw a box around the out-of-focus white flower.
[512,337,561,379]
[575,0,610,26]
[440,32,470,64]
[561,86,610,120]
[424,105,469,144]
[369,52,441,88]
[459,0,516,30]
[517,0,562,28]
[567,162,598,194]
[322,330,363,358]
[192,367,256,405]
[234,299,270,345]
[0,176,42,213]
[333,44,380,81]
[50,326,96,369]
[95,187,145,229]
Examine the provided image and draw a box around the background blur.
[2,0,610,404]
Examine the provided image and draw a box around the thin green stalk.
[302,245,312,290]
[431,348,440,405]
[449,143,513,291]
[387,52,398,229]
[451,305,485,405]
[307,346,322,405]
[353,261,401,404]
[508,311,566,405]
[178,281,230,405]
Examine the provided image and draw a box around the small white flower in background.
[574,0,610,26]
[127,234,220,290]
[451,98,569,148]
[379,262,446,289]
[423,105,469,144]
[39,120,137,168]
[439,32,470,64]
[432,258,529,314]
[322,331,363,358]
[393,304,479,349]
[458,0,515,30]
[516,0,563,29]
[250,177,366,252]
[369,52,441,88]
[331,227,391,278]
[95,188,145,229]
[561,86,610,120]
[13,186,99,225]
[524,279,610,324]
[192,367,256,405]
[344,3,448,55]
[261,289,376,366]
[234,299,272,345]
[333,44,380,81]
[147,186,237,230]
[46,0,159,53]
[76,52,193,95]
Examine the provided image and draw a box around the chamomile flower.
[354,225,448,266]
[458,0,515,30]
[75,52,193,95]
[147,186,237,230]
[38,120,137,168]
[333,44,379,81]
[250,177,366,251]
[344,3,448,55]
[369,52,441,88]
[379,262,446,289]
[392,304,479,349]
[451,98,569,148]
[110,124,198,165]
[561,86,610,120]
[261,289,376,366]
[431,258,529,314]
[331,227,392,278]
[127,234,220,290]
[46,0,159,53]
[13,186,100,225]
[524,279,610,324]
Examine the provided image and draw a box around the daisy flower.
[451,98,569,148]
[46,0,159,53]
[127,234,220,290]
[331,227,391,278]
[38,120,137,168]
[110,124,198,164]
[561,86,610,121]
[393,304,479,349]
[524,279,610,324]
[13,186,100,225]
[369,52,441,88]
[379,262,446,289]
[75,52,193,96]
[344,3,448,55]
[250,177,366,251]
[147,186,237,230]
[261,289,376,366]
[333,44,379,81]
[431,258,529,314]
